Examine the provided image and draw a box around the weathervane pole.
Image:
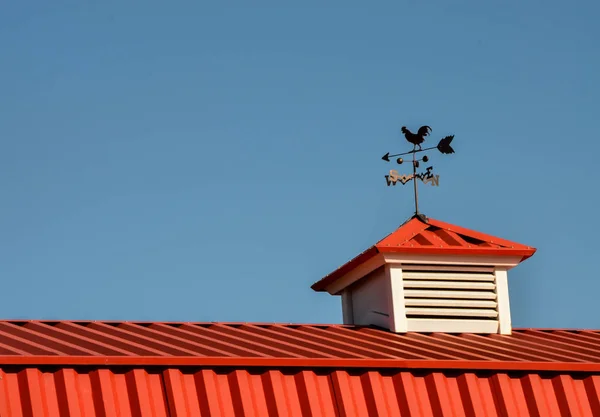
[412,145,419,215]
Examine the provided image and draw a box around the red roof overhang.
[1,355,600,373]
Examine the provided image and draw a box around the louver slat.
[403,281,495,290]
[403,290,497,300]
[404,299,498,308]
[398,264,495,273]
[405,308,499,318]
[402,272,495,282]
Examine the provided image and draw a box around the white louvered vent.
[401,264,502,333]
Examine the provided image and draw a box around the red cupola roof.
[312,214,536,292]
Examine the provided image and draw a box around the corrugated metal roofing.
[2,367,600,416]
[312,215,536,292]
[2,321,600,415]
[1,321,600,371]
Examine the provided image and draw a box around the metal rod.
[412,145,419,214]
[390,145,437,158]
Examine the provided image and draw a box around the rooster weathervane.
[382,124,456,216]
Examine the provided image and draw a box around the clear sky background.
[1,1,599,328]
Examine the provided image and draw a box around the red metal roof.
[312,215,537,292]
[0,321,599,371]
[2,321,600,415]
[2,367,600,416]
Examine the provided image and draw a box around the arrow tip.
[382,152,390,162]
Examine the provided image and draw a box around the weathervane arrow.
[382,135,456,162]
[382,125,456,215]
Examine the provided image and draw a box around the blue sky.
[1,1,599,328]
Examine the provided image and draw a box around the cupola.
[312,214,536,335]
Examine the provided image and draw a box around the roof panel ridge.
[377,217,430,248]
[426,217,536,252]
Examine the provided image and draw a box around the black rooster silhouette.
[401,125,431,150]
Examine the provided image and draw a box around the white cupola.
[312,214,536,335]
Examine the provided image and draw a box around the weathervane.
[382,125,456,215]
